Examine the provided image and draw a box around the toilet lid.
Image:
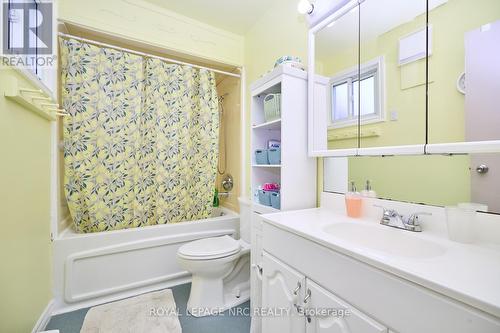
[178,235,240,259]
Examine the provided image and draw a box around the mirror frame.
[307,0,500,157]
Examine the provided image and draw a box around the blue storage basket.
[270,192,280,209]
[268,147,281,165]
[258,190,272,206]
[255,149,269,165]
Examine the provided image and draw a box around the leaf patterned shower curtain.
[60,38,219,233]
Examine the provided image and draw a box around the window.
[329,57,384,128]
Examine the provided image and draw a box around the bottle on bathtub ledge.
[345,181,362,218]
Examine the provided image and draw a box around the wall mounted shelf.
[252,164,282,168]
[3,76,67,121]
[252,118,281,130]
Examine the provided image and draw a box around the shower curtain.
[60,38,219,233]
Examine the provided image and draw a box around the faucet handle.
[374,205,397,216]
[406,212,432,225]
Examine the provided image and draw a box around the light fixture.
[297,0,314,15]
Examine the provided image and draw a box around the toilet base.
[186,254,251,317]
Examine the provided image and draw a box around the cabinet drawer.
[263,222,500,333]
[306,279,387,333]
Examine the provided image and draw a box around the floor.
[45,283,251,333]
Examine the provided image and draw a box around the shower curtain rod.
[58,32,241,78]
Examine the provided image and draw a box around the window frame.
[328,56,385,129]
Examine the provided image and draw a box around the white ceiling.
[143,0,273,35]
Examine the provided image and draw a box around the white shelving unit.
[250,66,317,213]
[249,66,318,332]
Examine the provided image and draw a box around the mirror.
[359,0,427,148]
[323,154,500,214]
[312,1,360,153]
[428,0,500,145]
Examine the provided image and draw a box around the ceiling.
[143,0,273,35]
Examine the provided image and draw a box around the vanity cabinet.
[305,280,387,333]
[250,212,264,333]
[262,252,387,333]
[261,220,500,333]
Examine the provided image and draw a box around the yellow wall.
[58,0,244,67]
[0,68,52,332]
[216,77,242,212]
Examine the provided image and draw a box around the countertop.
[261,207,500,319]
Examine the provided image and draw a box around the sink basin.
[322,223,446,259]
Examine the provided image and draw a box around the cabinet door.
[305,279,387,333]
[262,253,305,333]
[250,212,264,332]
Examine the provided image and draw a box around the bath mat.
[80,289,182,333]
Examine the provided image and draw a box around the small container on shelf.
[270,192,280,209]
[258,190,272,206]
[263,93,281,122]
[255,149,269,165]
[268,147,281,165]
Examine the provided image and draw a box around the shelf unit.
[3,75,66,121]
[250,66,317,212]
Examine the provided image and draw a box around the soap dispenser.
[361,180,377,198]
[345,181,362,218]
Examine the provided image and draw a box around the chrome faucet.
[374,205,431,232]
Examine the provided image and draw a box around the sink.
[322,223,446,259]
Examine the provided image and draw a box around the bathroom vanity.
[258,193,500,333]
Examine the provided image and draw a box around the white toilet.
[177,208,251,316]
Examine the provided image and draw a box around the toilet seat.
[178,235,241,260]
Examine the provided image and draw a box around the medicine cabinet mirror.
[427,0,500,153]
[358,0,427,151]
[310,0,360,155]
[308,0,500,156]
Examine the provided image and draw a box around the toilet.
[177,205,251,316]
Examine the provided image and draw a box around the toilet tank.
[238,197,251,243]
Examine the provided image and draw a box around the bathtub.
[52,207,239,314]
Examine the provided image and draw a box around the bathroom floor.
[45,283,251,333]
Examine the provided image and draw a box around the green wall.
[0,68,53,332]
[348,155,471,206]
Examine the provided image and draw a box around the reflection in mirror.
[428,0,500,144]
[359,0,428,148]
[323,154,500,214]
[314,2,360,151]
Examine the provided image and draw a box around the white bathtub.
[53,207,239,314]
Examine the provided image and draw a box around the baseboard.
[32,299,54,333]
